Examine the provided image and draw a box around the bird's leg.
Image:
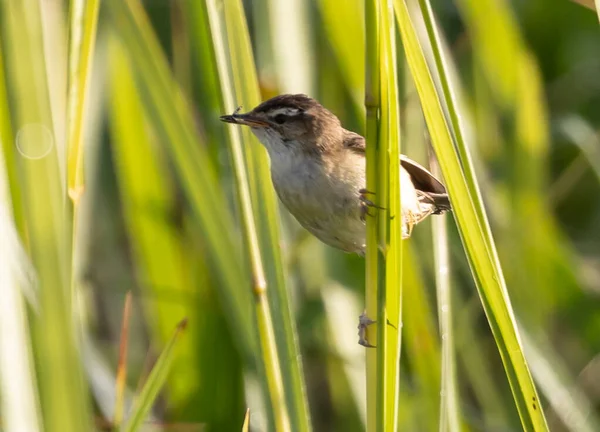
[403,209,430,238]
[357,190,385,346]
[358,311,376,348]
[359,189,385,222]
[403,217,415,239]
[358,190,379,347]
[402,191,435,239]
[402,208,420,239]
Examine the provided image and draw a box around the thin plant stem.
[66,0,100,293]
[222,1,312,428]
[380,0,404,428]
[204,1,291,430]
[367,1,403,430]
[67,0,100,200]
[114,292,133,427]
[431,156,460,432]
[364,0,381,430]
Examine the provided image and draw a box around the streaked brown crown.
[253,94,321,113]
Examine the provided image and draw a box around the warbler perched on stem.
[220,94,450,255]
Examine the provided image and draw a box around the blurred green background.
[1,0,599,431]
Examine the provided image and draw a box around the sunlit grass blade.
[66,0,100,200]
[122,318,188,432]
[0,43,23,232]
[364,0,404,430]
[241,409,250,432]
[204,0,291,429]
[106,0,256,357]
[1,1,93,431]
[220,2,312,429]
[364,0,381,430]
[378,0,403,430]
[0,167,41,432]
[432,194,460,432]
[393,0,548,429]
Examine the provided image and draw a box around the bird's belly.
[271,161,366,253]
[297,208,366,254]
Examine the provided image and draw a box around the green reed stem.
[364,0,381,430]
[205,1,291,430]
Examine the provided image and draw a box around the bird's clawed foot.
[402,213,416,239]
[402,209,429,238]
[359,189,385,222]
[358,311,376,348]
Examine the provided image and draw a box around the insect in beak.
[220,106,270,128]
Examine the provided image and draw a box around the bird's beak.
[219,112,270,128]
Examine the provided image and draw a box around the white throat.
[251,127,302,165]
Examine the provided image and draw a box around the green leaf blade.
[393,1,549,430]
[122,319,189,432]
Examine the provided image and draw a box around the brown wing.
[343,130,366,154]
[343,130,446,195]
[399,155,446,194]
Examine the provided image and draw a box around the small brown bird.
[220,94,450,255]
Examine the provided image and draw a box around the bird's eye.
[273,114,287,124]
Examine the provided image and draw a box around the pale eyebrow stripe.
[268,107,300,117]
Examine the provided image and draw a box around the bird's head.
[220,94,343,156]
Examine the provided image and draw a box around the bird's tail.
[418,192,451,215]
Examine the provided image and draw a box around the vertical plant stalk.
[221,1,312,428]
[364,0,381,430]
[379,1,404,429]
[66,0,100,201]
[0,44,24,234]
[431,158,460,432]
[375,2,391,428]
[0,187,42,432]
[0,51,39,432]
[366,1,403,430]
[204,1,291,430]
[1,0,93,430]
[66,0,100,334]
